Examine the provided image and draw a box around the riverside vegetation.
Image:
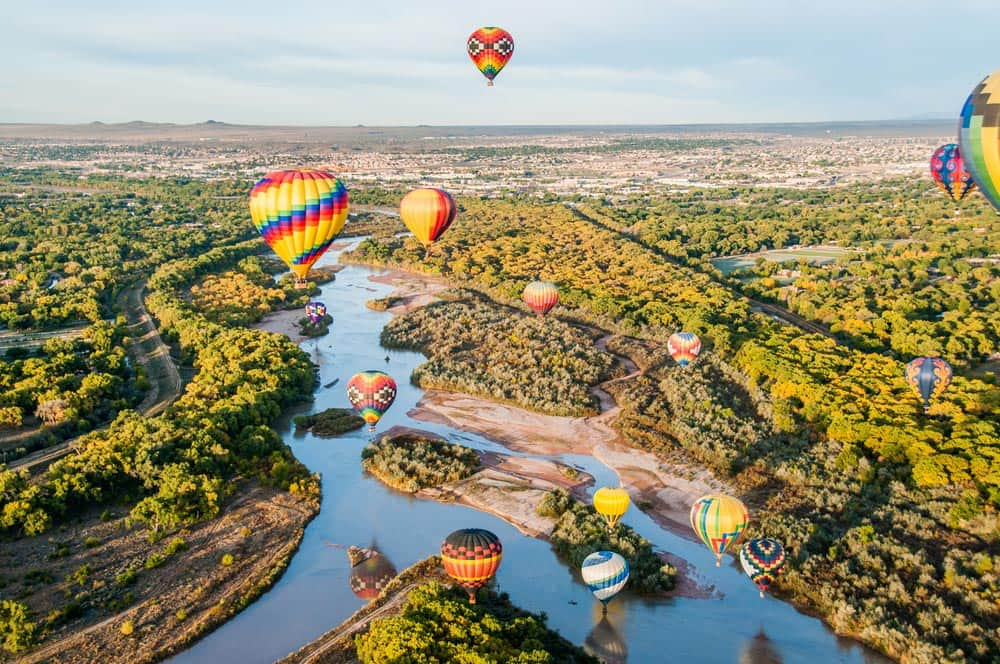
[347,182,1000,662]
[361,433,480,493]
[293,408,365,437]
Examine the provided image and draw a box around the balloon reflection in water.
[584,616,628,664]
[347,545,398,601]
[740,629,783,664]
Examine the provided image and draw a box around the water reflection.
[346,544,398,601]
[584,617,628,664]
[740,629,782,664]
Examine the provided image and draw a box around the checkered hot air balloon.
[249,170,349,288]
[305,301,327,324]
[960,69,1000,214]
[581,551,629,612]
[668,332,702,367]
[522,281,559,317]
[349,550,397,601]
[346,371,397,432]
[441,528,502,604]
[930,144,976,203]
[399,188,457,253]
[467,27,514,86]
[740,538,786,598]
[904,356,952,413]
[690,494,749,566]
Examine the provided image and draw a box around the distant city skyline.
[2,0,997,125]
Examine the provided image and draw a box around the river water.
[170,244,889,664]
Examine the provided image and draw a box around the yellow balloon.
[690,494,749,566]
[593,487,630,531]
[399,188,457,248]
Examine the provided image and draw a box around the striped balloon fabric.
[399,188,457,249]
[930,144,976,203]
[581,551,629,607]
[248,169,348,285]
[739,538,787,598]
[522,281,559,316]
[690,494,749,566]
[440,528,503,604]
[668,331,702,367]
[346,371,398,432]
[959,69,1000,214]
[467,27,514,86]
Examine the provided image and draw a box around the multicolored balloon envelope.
[739,538,787,598]
[668,332,702,367]
[346,371,397,432]
[904,356,952,412]
[523,281,559,317]
[249,169,349,285]
[467,27,514,86]
[349,550,397,601]
[690,494,749,566]
[440,528,503,604]
[593,487,630,531]
[930,144,976,203]
[399,188,457,249]
[305,301,327,324]
[581,551,629,608]
[960,69,1000,214]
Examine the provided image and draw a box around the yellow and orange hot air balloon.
[399,188,457,255]
[593,487,630,532]
[522,281,559,317]
[690,494,749,566]
[441,528,502,604]
[249,169,349,287]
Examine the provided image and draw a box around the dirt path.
[7,283,182,472]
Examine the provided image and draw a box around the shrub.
[120,619,134,636]
[221,553,234,567]
[361,434,480,493]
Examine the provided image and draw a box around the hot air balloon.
[740,538,787,598]
[346,371,397,432]
[690,494,749,566]
[399,188,457,254]
[930,144,976,203]
[960,69,1000,214]
[581,551,629,613]
[593,487,630,532]
[584,617,628,664]
[249,169,349,287]
[441,528,502,604]
[349,547,398,601]
[305,301,327,324]
[467,27,514,86]
[522,281,559,317]
[668,332,702,367]
[904,357,952,412]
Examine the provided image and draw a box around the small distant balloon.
[467,27,514,86]
[346,371,397,432]
[441,528,502,604]
[305,301,327,324]
[904,357,952,412]
[581,551,629,611]
[739,538,787,598]
[930,144,975,203]
[690,494,749,566]
[522,281,559,317]
[668,332,702,367]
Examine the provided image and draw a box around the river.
[169,243,889,664]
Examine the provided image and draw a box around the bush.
[175,609,187,621]
[83,536,100,548]
[115,567,138,587]
[361,434,480,493]
[119,619,134,636]
[0,600,37,654]
[221,553,234,567]
[164,537,188,556]
[293,408,365,437]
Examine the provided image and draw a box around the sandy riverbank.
[367,269,449,314]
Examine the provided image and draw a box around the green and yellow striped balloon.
[960,69,1000,214]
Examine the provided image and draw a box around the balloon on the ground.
[249,169,348,285]
[959,69,1000,213]
[930,144,975,202]
[440,528,502,603]
[904,357,952,412]
[739,538,787,598]
[522,281,559,316]
[467,27,514,86]
[593,487,630,531]
[690,494,749,566]
[581,551,629,608]
[399,188,457,249]
[668,332,702,367]
[305,301,327,324]
[346,371,397,432]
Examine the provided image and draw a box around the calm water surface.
[170,244,889,664]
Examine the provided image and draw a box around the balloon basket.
[487,81,494,87]
[295,278,308,289]
[759,590,765,599]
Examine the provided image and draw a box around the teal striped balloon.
[581,551,629,606]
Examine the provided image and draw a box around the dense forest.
[347,181,1000,662]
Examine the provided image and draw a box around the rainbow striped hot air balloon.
[690,494,749,566]
[249,169,349,287]
[346,371,397,433]
[581,551,629,613]
[740,538,787,598]
[930,144,976,203]
[441,528,503,604]
[668,332,702,367]
[593,487,630,532]
[960,69,1000,214]
[904,357,952,412]
[467,27,514,86]
[399,188,457,254]
[522,281,559,317]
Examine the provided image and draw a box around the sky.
[1,0,998,125]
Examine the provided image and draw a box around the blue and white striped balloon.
[581,551,629,604]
